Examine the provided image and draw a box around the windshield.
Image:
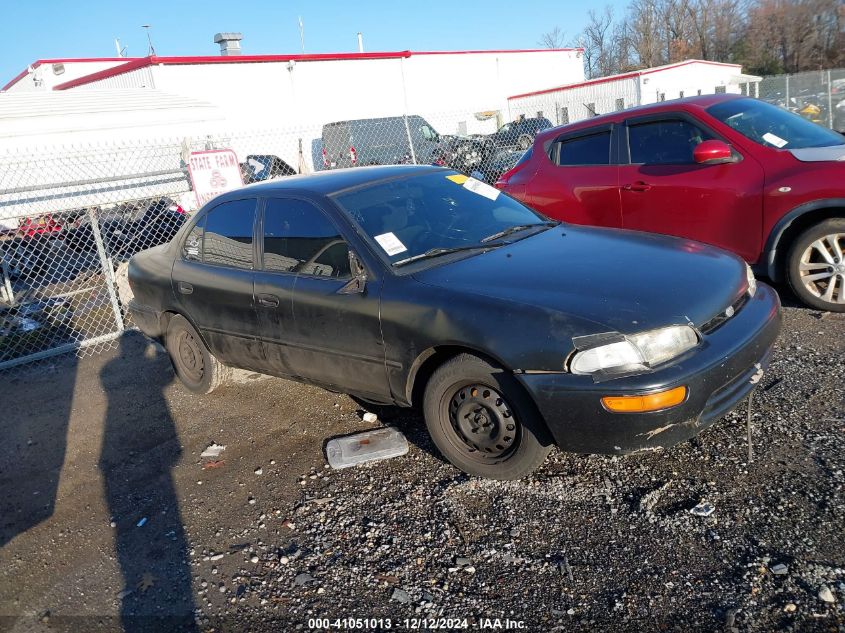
[707,97,844,149]
[332,170,550,266]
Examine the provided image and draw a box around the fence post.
[399,58,417,164]
[785,74,790,107]
[828,69,834,129]
[86,207,125,334]
[1,257,14,308]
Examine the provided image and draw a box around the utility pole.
[141,24,157,56]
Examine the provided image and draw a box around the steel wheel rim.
[176,330,204,383]
[445,382,519,462]
[799,232,845,304]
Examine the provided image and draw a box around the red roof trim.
[1,57,140,92]
[412,48,582,55]
[508,59,743,100]
[50,48,582,91]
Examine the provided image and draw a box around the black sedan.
[128,165,781,479]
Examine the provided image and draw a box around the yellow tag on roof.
[446,174,469,184]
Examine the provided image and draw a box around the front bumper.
[516,283,782,454]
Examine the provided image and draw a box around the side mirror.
[337,251,367,295]
[693,140,735,165]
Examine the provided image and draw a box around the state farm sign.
[188,149,244,207]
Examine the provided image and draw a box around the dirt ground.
[0,293,843,632]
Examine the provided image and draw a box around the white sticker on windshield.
[463,177,500,201]
[374,232,408,256]
[762,132,788,148]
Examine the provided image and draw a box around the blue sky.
[0,0,627,85]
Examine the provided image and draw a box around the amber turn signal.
[601,385,687,413]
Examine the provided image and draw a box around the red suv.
[497,94,845,312]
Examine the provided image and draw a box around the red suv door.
[524,123,622,228]
[618,113,764,262]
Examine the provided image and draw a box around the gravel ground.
[0,294,843,632]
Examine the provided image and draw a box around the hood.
[413,225,747,334]
[789,145,845,162]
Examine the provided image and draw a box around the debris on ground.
[362,412,378,423]
[325,428,408,469]
[689,501,716,517]
[201,443,226,458]
[135,517,147,527]
[202,460,225,470]
[818,585,836,603]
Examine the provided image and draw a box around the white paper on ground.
[374,232,408,256]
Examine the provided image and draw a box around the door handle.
[257,294,280,308]
[177,281,193,295]
[622,181,652,192]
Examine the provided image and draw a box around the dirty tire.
[165,314,231,394]
[423,354,552,480]
[786,218,845,312]
[517,135,532,150]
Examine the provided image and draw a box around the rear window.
[201,199,256,269]
[555,131,612,166]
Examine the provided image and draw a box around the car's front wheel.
[423,354,552,479]
[787,218,845,312]
[517,135,532,150]
[165,314,231,393]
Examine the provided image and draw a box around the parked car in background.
[128,165,780,479]
[485,115,553,150]
[321,115,442,168]
[240,154,296,184]
[65,197,187,263]
[498,94,845,312]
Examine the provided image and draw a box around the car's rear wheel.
[787,218,845,312]
[517,135,532,150]
[165,314,231,393]
[423,354,552,479]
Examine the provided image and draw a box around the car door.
[618,113,764,262]
[256,195,390,398]
[525,124,623,227]
[171,197,266,370]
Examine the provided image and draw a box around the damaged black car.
[128,165,781,479]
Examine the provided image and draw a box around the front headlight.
[746,264,757,297]
[570,325,699,376]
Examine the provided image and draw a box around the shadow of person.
[99,332,197,632]
[0,305,78,549]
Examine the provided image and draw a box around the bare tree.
[579,6,618,77]
[539,26,567,49]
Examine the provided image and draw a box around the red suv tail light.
[349,146,357,165]
[322,147,329,168]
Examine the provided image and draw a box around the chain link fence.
[0,107,544,370]
[3,67,845,370]
[757,69,845,132]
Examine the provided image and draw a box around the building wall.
[508,76,639,123]
[637,63,743,103]
[63,51,584,137]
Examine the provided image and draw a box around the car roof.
[222,165,447,199]
[536,93,745,142]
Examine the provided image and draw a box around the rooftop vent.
[213,32,243,56]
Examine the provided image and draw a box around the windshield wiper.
[393,243,504,267]
[480,221,559,243]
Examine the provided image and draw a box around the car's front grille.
[699,291,750,334]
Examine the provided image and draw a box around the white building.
[507,59,761,125]
[3,48,585,137]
